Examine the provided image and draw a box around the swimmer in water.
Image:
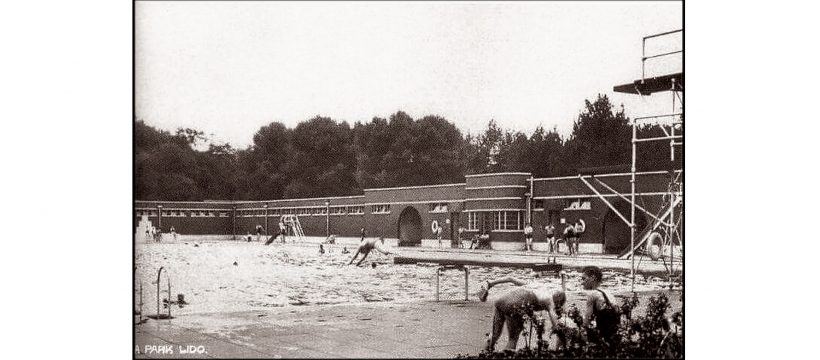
[347,237,393,267]
[477,276,566,351]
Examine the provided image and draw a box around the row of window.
[136,210,231,218]
[137,201,459,218]
[467,211,525,231]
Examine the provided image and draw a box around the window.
[219,211,230,217]
[533,200,545,210]
[348,206,364,215]
[371,204,390,214]
[428,203,448,213]
[493,211,523,230]
[313,207,327,216]
[330,206,346,215]
[563,198,591,211]
[467,212,479,230]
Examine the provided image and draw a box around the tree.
[354,111,468,188]
[465,119,504,174]
[284,116,359,198]
[564,94,631,173]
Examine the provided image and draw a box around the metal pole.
[264,204,269,236]
[156,266,163,317]
[157,205,162,230]
[435,268,441,302]
[232,206,236,241]
[464,268,469,301]
[139,282,143,323]
[641,38,646,81]
[669,175,675,288]
[325,201,330,237]
[168,277,172,318]
[528,176,534,224]
[671,79,676,162]
[631,122,637,291]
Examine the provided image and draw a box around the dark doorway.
[397,207,423,246]
[603,201,647,254]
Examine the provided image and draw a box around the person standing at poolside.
[564,222,577,256]
[279,221,287,243]
[455,226,465,248]
[360,227,366,242]
[574,219,586,255]
[523,222,534,251]
[544,223,556,253]
[476,276,566,351]
[347,236,393,267]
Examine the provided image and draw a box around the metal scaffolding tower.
[613,29,683,290]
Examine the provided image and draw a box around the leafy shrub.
[457,293,682,359]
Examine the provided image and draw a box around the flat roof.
[613,72,683,95]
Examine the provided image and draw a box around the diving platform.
[613,72,683,95]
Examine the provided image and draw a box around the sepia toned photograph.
[134,1,683,358]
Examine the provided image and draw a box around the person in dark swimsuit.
[580,266,620,343]
[564,224,576,255]
[544,223,556,253]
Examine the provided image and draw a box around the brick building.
[135,170,681,254]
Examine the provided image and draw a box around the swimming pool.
[134,241,674,316]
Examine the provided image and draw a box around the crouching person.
[476,276,566,351]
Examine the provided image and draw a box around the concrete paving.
[135,291,681,359]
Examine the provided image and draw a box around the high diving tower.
[604,29,683,289]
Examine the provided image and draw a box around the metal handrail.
[642,29,682,81]
[156,266,172,319]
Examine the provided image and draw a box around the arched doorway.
[603,201,647,254]
[397,206,423,246]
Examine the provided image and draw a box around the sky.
[136,1,682,149]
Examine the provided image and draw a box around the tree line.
[135,94,681,201]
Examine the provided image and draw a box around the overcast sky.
[136,1,682,148]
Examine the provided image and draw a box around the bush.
[456,293,682,359]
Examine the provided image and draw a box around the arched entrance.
[397,206,423,247]
[603,201,647,254]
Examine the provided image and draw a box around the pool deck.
[135,239,682,358]
[135,290,682,359]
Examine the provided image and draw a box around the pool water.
[134,241,673,315]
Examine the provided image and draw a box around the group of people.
[522,219,585,255]
[478,265,618,351]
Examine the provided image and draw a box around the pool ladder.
[156,266,172,319]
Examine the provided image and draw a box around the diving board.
[394,256,562,272]
[394,256,562,301]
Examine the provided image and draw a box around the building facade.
[135,170,682,254]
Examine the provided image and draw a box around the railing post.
[464,267,469,301]
[435,267,441,302]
